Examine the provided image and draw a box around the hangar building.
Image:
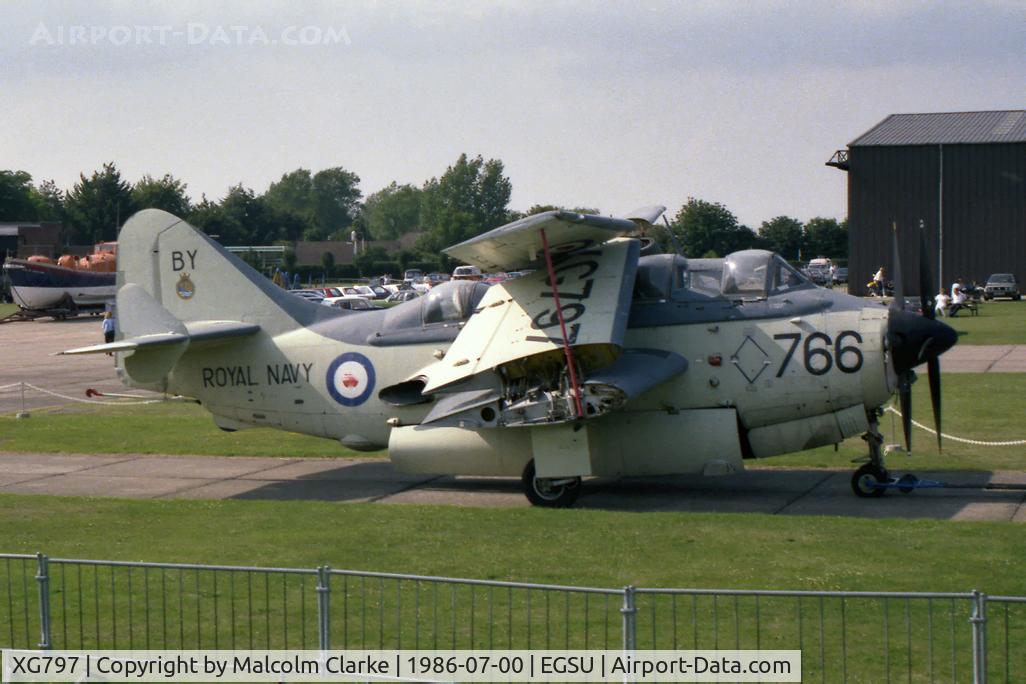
[828,110,1026,296]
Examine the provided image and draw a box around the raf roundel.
[326,352,376,406]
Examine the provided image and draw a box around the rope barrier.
[885,406,1026,446]
[0,382,163,407]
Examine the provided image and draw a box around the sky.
[1,1,1024,228]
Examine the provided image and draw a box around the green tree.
[132,174,192,215]
[353,245,389,276]
[218,184,281,245]
[0,170,41,221]
[321,251,335,276]
[668,198,757,258]
[311,167,361,238]
[264,169,313,217]
[419,154,513,256]
[188,195,245,246]
[363,182,422,240]
[64,162,136,244]
[282,248,297,272]
[758,216,804,261]
[31,179,66,224]
[263,167,361,241]
[804,217,848,260]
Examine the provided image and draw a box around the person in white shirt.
[871,267,885,296]
[949,281,966,317]
[934,290,950,317]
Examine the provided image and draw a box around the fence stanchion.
[17,382,30,419]
[35,553,51,649]
[316,566,331,650]
[621,586,636,651]
[970,589,988,684]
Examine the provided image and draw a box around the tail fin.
[118,209,336,335]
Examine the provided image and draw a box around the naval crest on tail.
[176,272,195,300]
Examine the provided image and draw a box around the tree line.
[0,158,846,272]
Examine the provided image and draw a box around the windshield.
[421,281,490,325]
[991,274,1014,283]
[770,256,809,294]
[722,251,772,296]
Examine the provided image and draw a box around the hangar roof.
[851,110,1026,146]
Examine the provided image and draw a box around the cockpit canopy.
[633,249,812,301]
[381,280,491,330]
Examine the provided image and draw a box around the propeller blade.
[919,220,935,320]
[890,222,904,312]
[898,374,913,454]
[928,356,943,451]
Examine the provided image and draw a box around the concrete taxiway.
[0,451,1025,520]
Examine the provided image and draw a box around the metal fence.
[2,553,1024,682]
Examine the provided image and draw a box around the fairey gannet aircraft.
[63,208,956,506]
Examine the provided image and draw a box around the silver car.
[983,273,1021,300]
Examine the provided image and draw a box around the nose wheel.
[852,463,889,498]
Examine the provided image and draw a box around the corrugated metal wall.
[848,142,1026,296]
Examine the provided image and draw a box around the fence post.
[970,589,987,684]
[316,566,331,650]
[35,553,51,649]
[17,382,30,419]
[620,586,636,651]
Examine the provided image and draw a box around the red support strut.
[539,228,585,418]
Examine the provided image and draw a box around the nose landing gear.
[851,410,890,498]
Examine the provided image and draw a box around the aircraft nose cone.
[888,309,958,375]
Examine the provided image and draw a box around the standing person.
[101,311,116,356]
[871,266,885,296]
[934,289,950,317]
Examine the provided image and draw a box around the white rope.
[885,406,1026,446]
[0,382,162,406]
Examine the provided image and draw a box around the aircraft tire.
[851,464,888,498]
[522,460,581,508]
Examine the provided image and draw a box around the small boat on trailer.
[3,242,117,317]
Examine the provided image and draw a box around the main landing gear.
[522,460,581,508]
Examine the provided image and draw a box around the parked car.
[832,267,848,285]
[329,295,379,311]
[342,285,387,300]
[983,273,1021,300]
[452,265,483,281]
[386,289,421,303]
[403,269,424,283]
[290,289,326,304]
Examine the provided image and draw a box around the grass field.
[938,299,1026,345]
[0,302,18,318]
[3,374,1025,470]
[1,494,1022,593]
[0,400,367,457]
[4,495,1024,679]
